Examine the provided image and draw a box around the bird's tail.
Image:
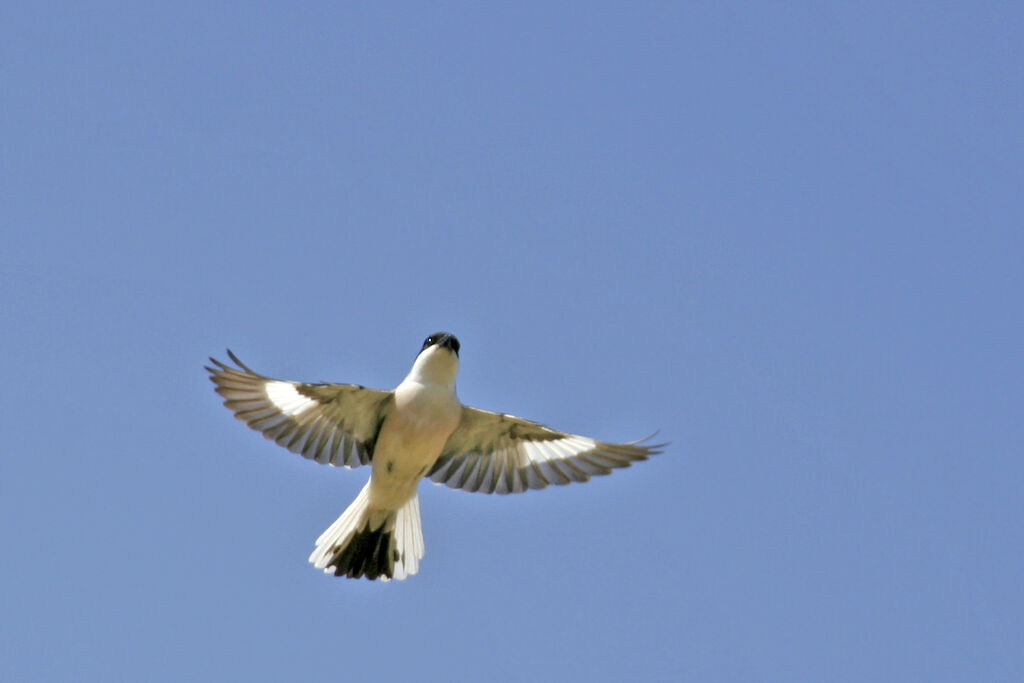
[309,482,424,581]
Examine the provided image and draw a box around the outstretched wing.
[206,350,393,468]
[428,406,663,494]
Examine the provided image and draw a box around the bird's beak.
[438,334,459,356]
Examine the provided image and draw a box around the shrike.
[207,332,662,581]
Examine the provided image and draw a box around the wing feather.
[206,351,392,468]
[430,406,663,494]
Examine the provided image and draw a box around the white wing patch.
[522,436,596,465]
[264,380,316,417]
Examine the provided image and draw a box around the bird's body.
[368,345,461,511]
[207,332,662,581]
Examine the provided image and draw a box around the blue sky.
[2,2,1021,681]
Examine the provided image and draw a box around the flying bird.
[206,332,662,581]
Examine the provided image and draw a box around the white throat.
[405,345,459,388]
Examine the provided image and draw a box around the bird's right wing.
[206,351,393,468]
[428,406,663,494]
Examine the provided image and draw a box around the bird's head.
[408,331,460,385]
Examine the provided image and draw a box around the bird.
[206,332,662,581]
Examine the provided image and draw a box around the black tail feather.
[330,524,395,580]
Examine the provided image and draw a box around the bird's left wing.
[206,350,392,468]
[429,406,663,494]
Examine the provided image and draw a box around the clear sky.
[2,2,1021,681]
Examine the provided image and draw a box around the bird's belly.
[367,393,459,510]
